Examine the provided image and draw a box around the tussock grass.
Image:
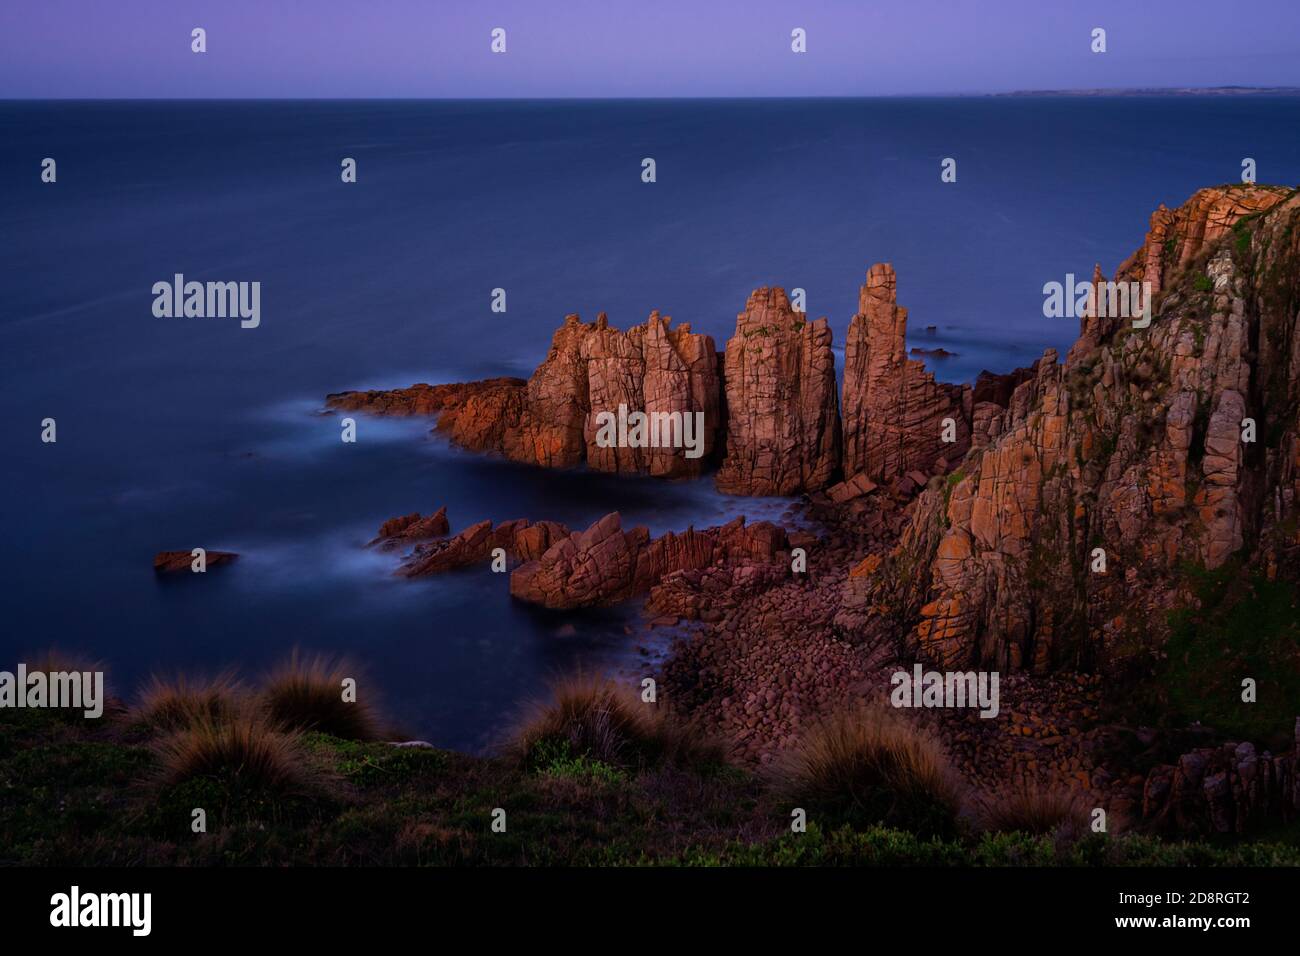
[151,714,310,795]
[132,671,245,732]
[510,674,725,773]
[977,782,1090,838]
[772,706,963,838]
[259,650,382,741]
[145,714,336,829]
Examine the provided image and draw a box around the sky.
[2,0,1299,99]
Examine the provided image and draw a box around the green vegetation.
[1158,560,1300,747]
[510,674,726,774]
[665,823,1300,867]
[529,739,627,785]
[6,703,1300,866]
[4,664,1299,866]
[1234,225,1253,257]
[941,468,965,514]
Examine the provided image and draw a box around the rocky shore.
[324,184,1300,837]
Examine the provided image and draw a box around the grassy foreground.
[3,699,1299,867]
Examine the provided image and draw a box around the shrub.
[259,650,382,741]
[1161,564,1300,748]
[772,706,962,838]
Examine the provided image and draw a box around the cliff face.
[839,185,1300,674]
[714,288,842,495]
[842,263,972,484]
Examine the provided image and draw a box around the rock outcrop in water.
[838,184,1300,675]
[398,517,570,577]
[371,507,450,549]
[332,313,720,479]
[509,512,790,609]
[153,550,238,573]
[327,377,527,419]
[714,288,842,495]
[327,281,971,497]
[842,263,972,485]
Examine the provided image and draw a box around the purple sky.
[3,0,1298,98]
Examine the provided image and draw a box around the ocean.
[2,97,1297,750]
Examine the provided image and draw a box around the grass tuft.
[771,706,963,838]
[976,781,1090,838]
[146,714,335,830]
[259,650,382,741]
[510,674,725,773]
[132,671,245,732]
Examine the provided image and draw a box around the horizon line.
[5,85,1300,103]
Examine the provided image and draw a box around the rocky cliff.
[838,184,1299,677]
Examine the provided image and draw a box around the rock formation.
[1115,184,1293,300]
[714,288,841,495]
[509,512,790,609]
[327,377,527,418]
[327,275,1013,498]
[645,563,791,623]
[842,263,972,485]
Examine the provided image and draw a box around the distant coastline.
[990,85,1300,97]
